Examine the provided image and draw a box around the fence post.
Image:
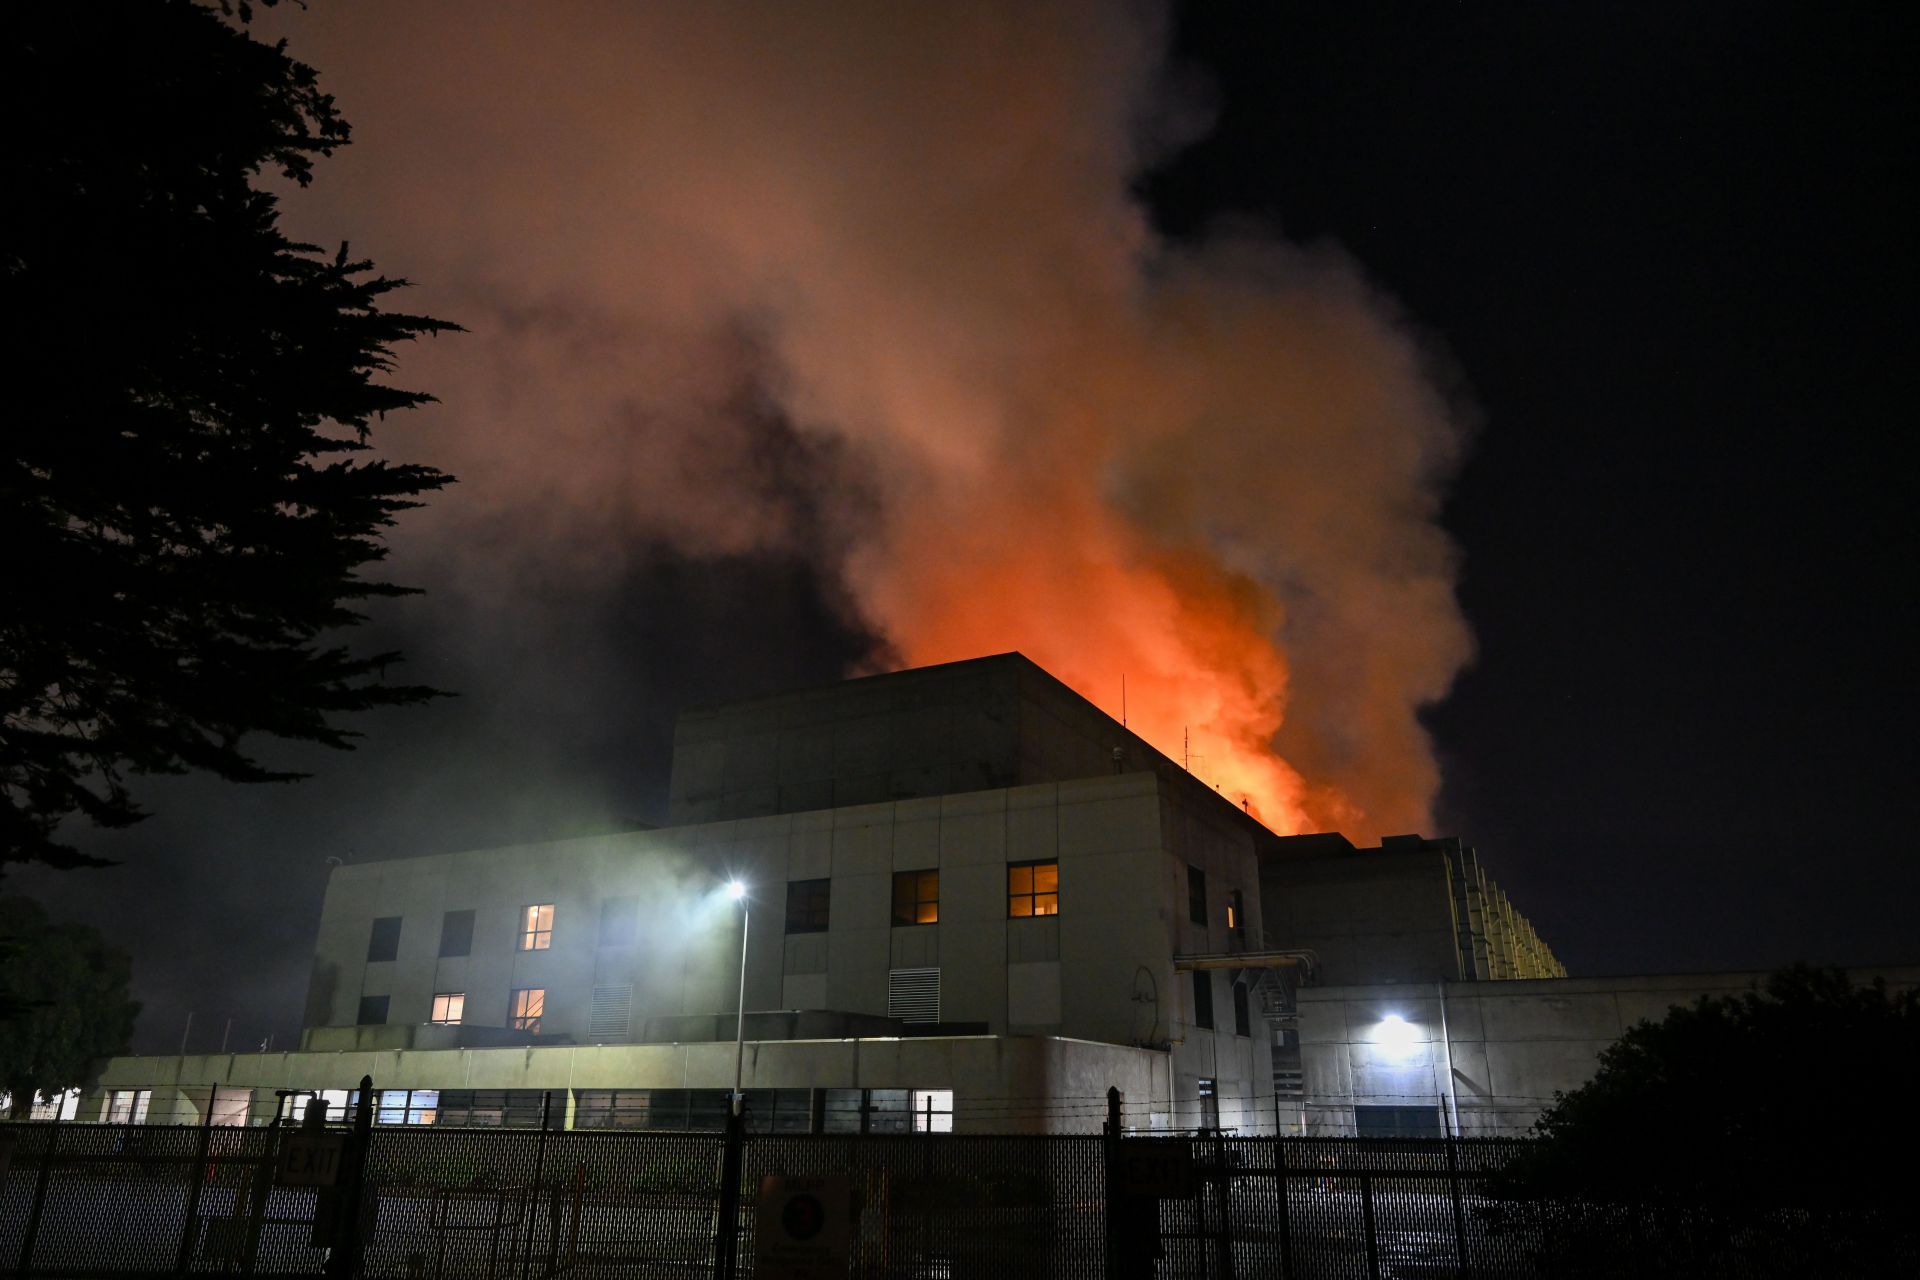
[1213,1126,1234,1280]
[1361,1171,1380,1280]
[519,1090,553,1280]
[1447,1135,1471,1278]
[174,1086,219,1272]
[15,1110,61,1278]
[1103,1087,1124,1276]
[240,1121,280,1278]
[713,1107,746,1280]
[1273,1136,1294,1280]
[324,1074,375,1280]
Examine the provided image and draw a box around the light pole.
[727,880,749,1116]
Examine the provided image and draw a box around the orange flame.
[859,468,1363,836]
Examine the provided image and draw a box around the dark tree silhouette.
[1496,966,1920,1274]
[2,2,457,869]
[0,896,140,1116]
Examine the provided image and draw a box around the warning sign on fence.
[753,1173,850,1279]
[275,1131,346,1186]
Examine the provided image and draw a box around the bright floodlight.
[726,880,747,901]
[1376,1013,1419,1054]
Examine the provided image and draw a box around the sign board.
[276,1131,347,1187]
[753,1173,850,1279]
[1113,1138,1197,1199]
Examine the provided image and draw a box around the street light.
[726,880,749,1116]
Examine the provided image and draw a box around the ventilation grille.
[887,967,941,1024]
[589,985,633,1040]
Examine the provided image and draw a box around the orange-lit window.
[430,992,465,1025]
[510,988,545,1032]
[1007,861,1058,918]
[1227,889,1244,932]
[519,904,554,951]
[892,870,939,925]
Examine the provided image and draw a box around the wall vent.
[589,985,633,1040]
[887,967,941,1024]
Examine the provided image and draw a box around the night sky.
[13,1,1916,1053]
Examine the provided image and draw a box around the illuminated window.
[1226,889,1244,935]
[892,870,939,925]
[1187,865,1208,925]
[1007,861,1058,917]
[518,904,554,951]
[367,916,401,962]
[510,987,545,1032]
[430,992,465,1025]
[785,879,831,934]
[357,995,389,1026]
[376,1089,442,1125]
[106,1089,151,1125]
[911,1089,954,1133]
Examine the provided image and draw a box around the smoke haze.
[236,0,1466,840]
[248,0,1470,838]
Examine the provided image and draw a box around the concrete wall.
[1257,836,1565,985]
[1260,849,1461,984]
[665,652,1274,847]
[1293,967,1920,1136]
[86,1035,1168,1135]
[300,768,1273,1129]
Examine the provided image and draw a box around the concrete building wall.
[85,1035,1169,1135]
[1257,835,1564,985]
[1293,967,1920,1136]
[300,767,1273,1129]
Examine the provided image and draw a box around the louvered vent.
[588,985,632,1040]
[887,967,940,1024]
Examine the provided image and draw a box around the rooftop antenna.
[1121,674,1127,727]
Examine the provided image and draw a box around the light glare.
[726,880,747,901]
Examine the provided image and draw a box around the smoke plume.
[263,0,1472,837]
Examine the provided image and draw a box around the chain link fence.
[4,1109,1915,1277]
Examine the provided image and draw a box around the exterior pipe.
[1437,980,1460,1137]
[732,899,750,1116]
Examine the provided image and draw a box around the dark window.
[866,1088,911,1135]
[1007,861,1058,917]
[1354,1105,1444,1139]
[818,1087,942,1134]
[599,895,638,948]
[1197,1077,1220,1131]
[572,1089,654,1130]
[439,910,475,958]
[785,879,831,933]
[685,1090,731,1132]
[1187,865,1208,925]
[430,1089,547,1128]
[1233,982,1251,1036]
[1192,971,1214,1029]
[1227,890,1245,935]
[356,995,390,1025]
[892,870,939,925]
[367,916,402,962]
[822,1088,864,1134]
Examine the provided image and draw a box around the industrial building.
[82,652,1659,1137]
